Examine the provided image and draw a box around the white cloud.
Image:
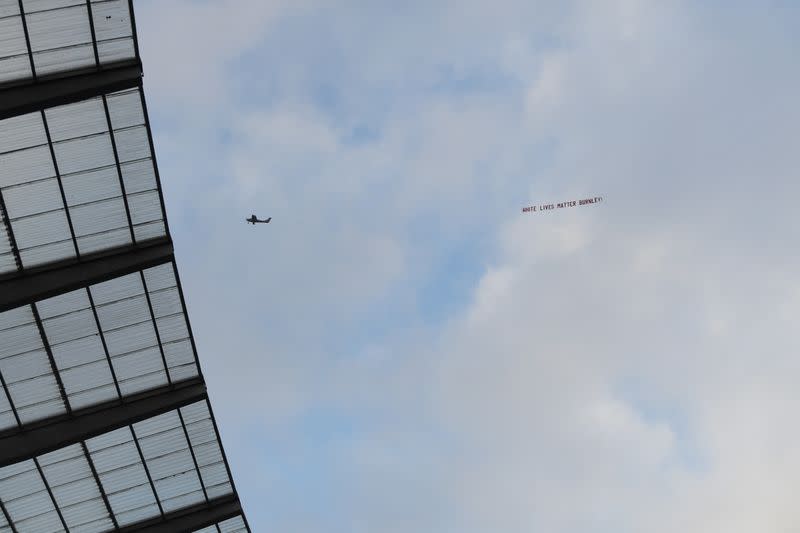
[135,0,800,530]
[525,52,568,116]
[136,0,310,109]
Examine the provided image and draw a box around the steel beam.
[0,379,206,468]
[0,62,142,120]
[118,496,242,533]
[0,239,173,312]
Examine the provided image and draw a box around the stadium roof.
[0,1,250,531]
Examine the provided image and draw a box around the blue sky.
[136,1,799,531]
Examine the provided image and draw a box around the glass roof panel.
[0,16,30,84]
[0,256,14,276]
[87,426,158,527]
[134,410,205,513]
[92,0,135,66]
[0,0,136,86]
[26,4,91,52]
[0,15,25,57]
[0,55,29,85]
[194,516,249,533]
[0,0,20,17]
[18,240,75,268]
[90,271,141,305]
[76,228,130,256]
[133,220,166,243]
[61,165,121,206]
[142,263,175,292]
[22,0,84,12]
[90,0,133,42]
[96,36,135,65]
[0,113,46,154]
[181,402,233,501]
[0,305,66,427]
[120,159,157,194]
[0,145,54,188]
[0,459,64,532]
[107,89,144,130]
[129,190,162,226]
[219,516,249,533]
[43,401,235,529]
[28,5,95,78]
[12,209,72,250]
[114,125,150,162]
[38,444,114,532]
[45,98,108,141]
[0,1,247,526]
[70,196,129,238]
[54,133,115,175]
[0,262,200,429]
[2,178,62,219]
[39,291,116,411]
[0,86,167,271]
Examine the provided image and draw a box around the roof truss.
[119,496,242,533]
[0,2,249,531]
[0,379,206,468]
[0,240,174,313]
[0,63,143,121]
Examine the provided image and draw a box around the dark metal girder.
[31,302,72,415]
[102,92,137,244]
[0,239,173,312]
[130,422,167,519]
[0,499,17,533]
[81,440,120,530]
[0,62,142,120]
[0,379,206,468]
[117,496,242,533]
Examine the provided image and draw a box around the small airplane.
[246,214,272,225]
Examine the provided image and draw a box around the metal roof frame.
[0,397,243,531]
[118,496,242,533]
[0,2,250,531]
[0,63,143,121]
[0,379,206,468]
[0,239,174,313]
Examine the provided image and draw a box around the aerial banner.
[522,196,604,214]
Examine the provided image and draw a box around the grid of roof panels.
[0,0,137,86]
[0,400,234,531]
[0,262,199,429]
[1,0,251,530]
[194,516,249,533]
[0,85,167,274]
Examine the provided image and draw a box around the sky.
[135,1,800,531]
